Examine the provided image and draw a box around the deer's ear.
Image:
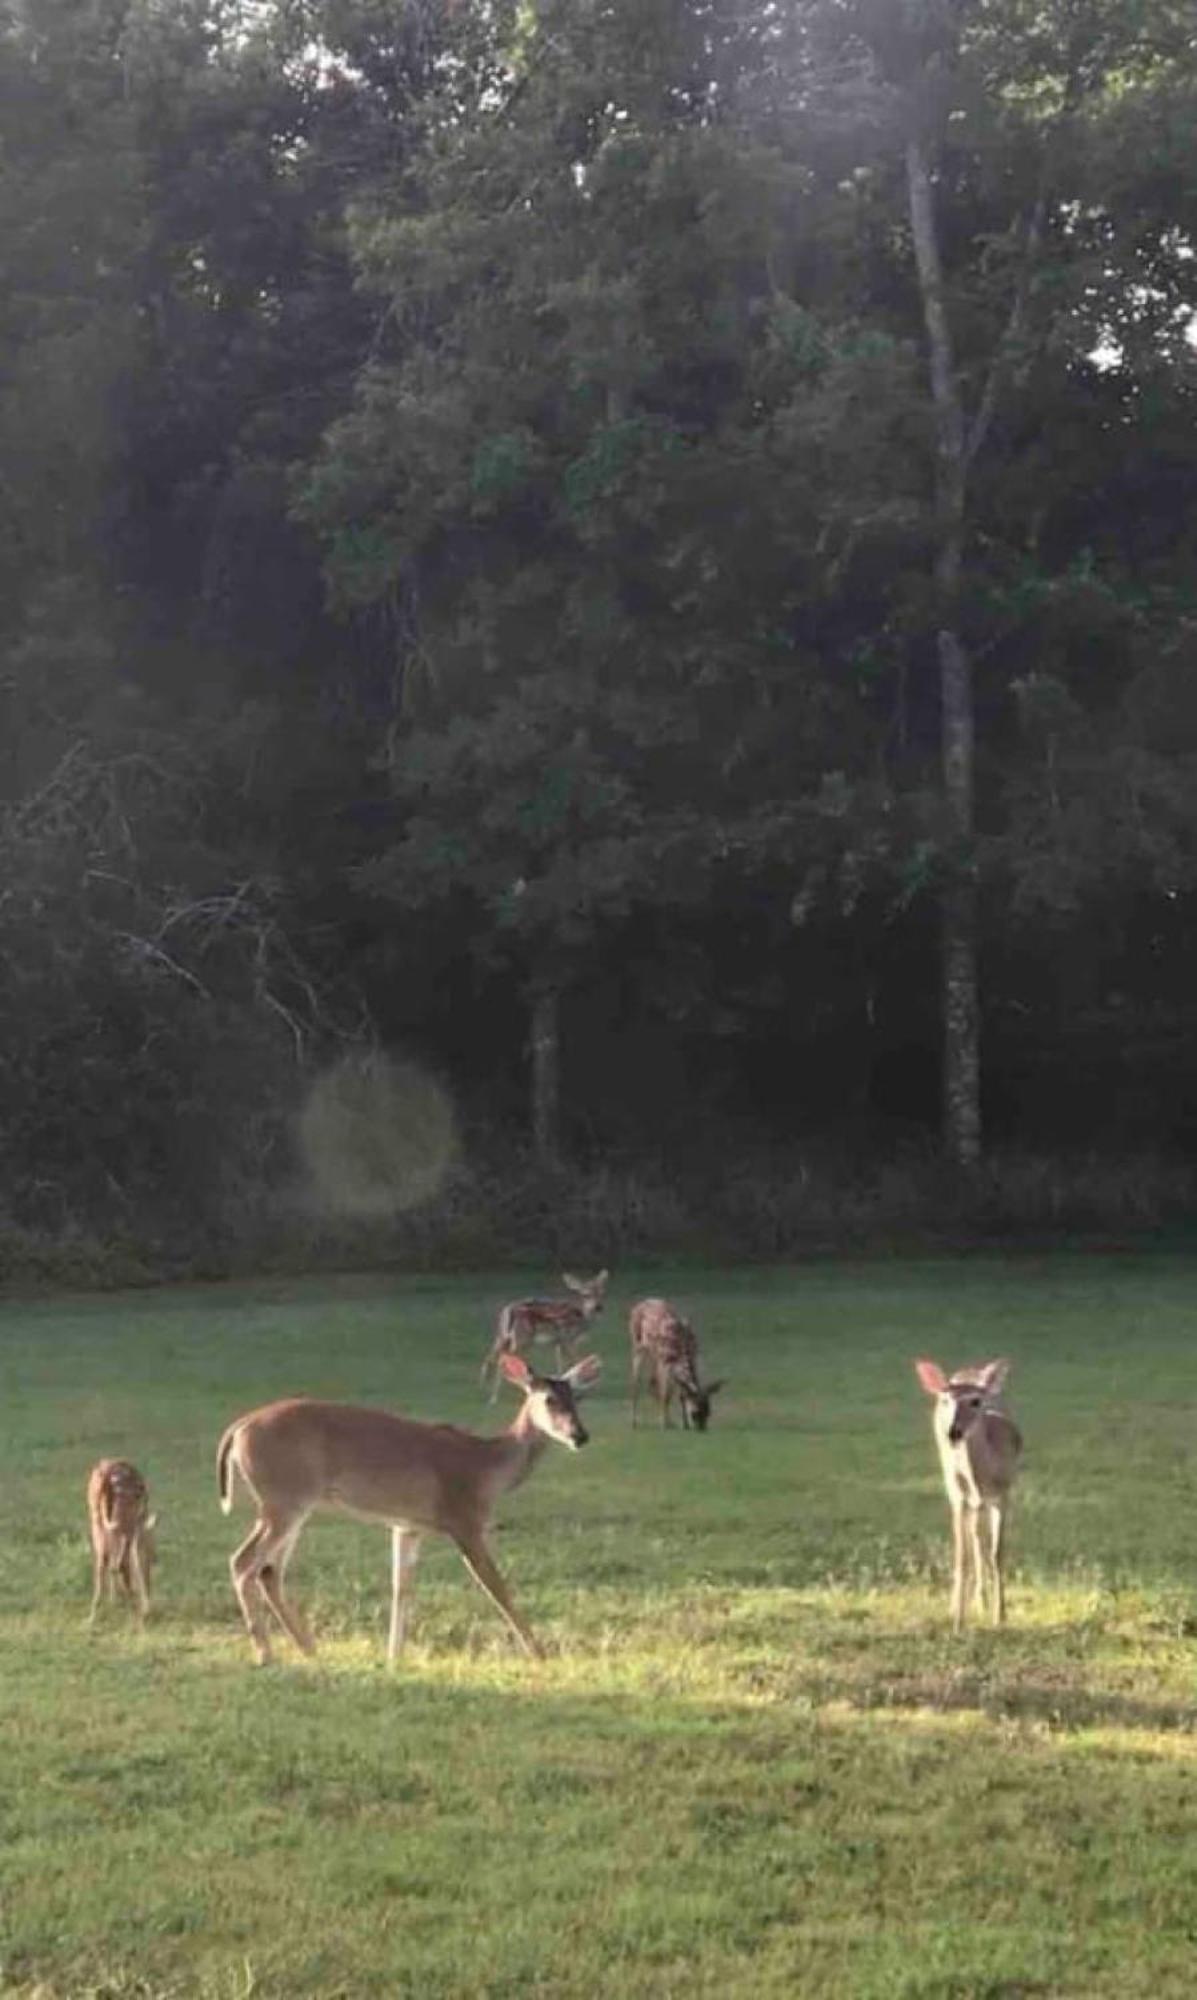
[564,1353,602,1394]
[978,1357,1010,1392]
[499,1352,534,1389]
[561,1272,582,1292]
[914,1358,948,1395]
[706,1379,726,1398]
[596,1269,609,1288]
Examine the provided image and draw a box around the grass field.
[3,1254,1197,1999]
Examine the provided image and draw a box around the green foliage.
[301,0,1197,996]
[298,1,915,1014]
[3,0,1197,1186]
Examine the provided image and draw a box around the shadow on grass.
[810,1668,1197,1735]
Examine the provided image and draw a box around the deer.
[217,1350,601,1667]
[914,1357,1023,1632]
[86,1458,156,1624]
[480,1269,609,1400]
[629,1297,724,1432]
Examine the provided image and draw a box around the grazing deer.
[914,1357,1023,1632]
[86,1458,156,1624]
[629,1297,724,1432]
[480,1269,609,1399]
[217,1351,601,1667]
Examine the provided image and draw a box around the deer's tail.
[481,1306,514,1389]
[216,1426,239,1515]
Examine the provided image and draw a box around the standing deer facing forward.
[481,1270,609,1399]
[217,1351,600,1666]
[87,1458,156,1624]
[914,1357,1022,1632]
[629,1298,724,1431]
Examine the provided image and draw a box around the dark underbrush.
[2,1142,1194,1290]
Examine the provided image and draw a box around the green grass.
[4,1254,1197,1997]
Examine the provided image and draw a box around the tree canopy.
[2,0,1197,1247]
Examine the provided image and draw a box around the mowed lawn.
[3,1256,1197,1999]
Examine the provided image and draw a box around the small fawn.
[86,1458,156,1623]
[629,1298,724,1431]
[481,1270,609,1399]
[914,1357,1022,1632]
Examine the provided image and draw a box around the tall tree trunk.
[905,133,981,1168]
[529,984,561,1165]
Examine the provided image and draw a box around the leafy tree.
[4,0,1197,1232]
[744,0,1197,1162]
[0,0,376,1228]
[300,0,896,1151]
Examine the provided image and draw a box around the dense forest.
[2,0,1196,1271]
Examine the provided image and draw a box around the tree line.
[2,0,1196,1253]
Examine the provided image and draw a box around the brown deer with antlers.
[629,1298,724,1431]
[914,1357,1023,1631]
[480,1270,609,1399]
[86,1458,156,1623]
[217,1351,601,1666]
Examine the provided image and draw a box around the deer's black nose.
[574,1424,589,1448]
[948,1425,963,1444]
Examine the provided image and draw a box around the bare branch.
[114,933,212,998]
[257,984,307,1063]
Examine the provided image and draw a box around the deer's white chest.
[933,1418,986,1509]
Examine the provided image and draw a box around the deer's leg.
[630,1348,644,1427]
[950,1503,968,1633]
[967,1507,986,1620]
[230,1520,272,1664]
[114,1540,134,1603]
[255,1516,315,1657]
[387,1528,422,1664]
[230,1516,291,1665]
[128,1537,151,1621]
[453,1531,543,1659]
[88,1542,106,1625]
[987,1501,1006,1627]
